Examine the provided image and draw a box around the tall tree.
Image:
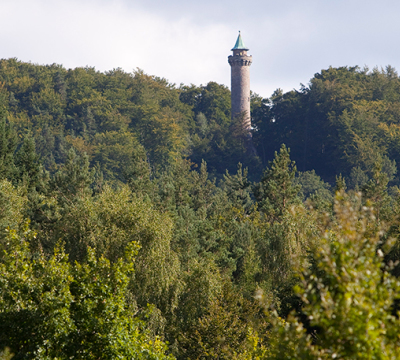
[0,234,174,359]
[253,144,301,221]
[14,132,42,190]
[0,118,17,182]
[265,192,400,359]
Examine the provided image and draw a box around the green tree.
[362,161,393,222]
[41,185,181,316]
[254,144,301,221]
[91,130,142,183]
[0,180,27,254]
[177,280,267,360]
[171,260,222,357]
[123,139,154,197]
[0,118,17,182]
[296,170,331,201]
[67,244,173,360]
[50,148,94,201]
[265,192,400,359]
[296,170,332,211]
[14,132,42,191]
[0,230,74,359]
[0,231,174,359]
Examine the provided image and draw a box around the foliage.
[0,118,17,181]
[0,180,27,252]
[254,144,301,221]
[177,280,267,360]
[265,192,400,359]
[222,162,253,213]
[253,66,400,183]
[0,229,173,359]
[3,58,400,358]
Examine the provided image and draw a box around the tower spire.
[232,31,248,51]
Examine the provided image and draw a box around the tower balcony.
[228,55,252,67]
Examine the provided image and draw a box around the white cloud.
[0,0,233,88]
[2,0,400,98]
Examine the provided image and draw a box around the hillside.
[1,59,400,359]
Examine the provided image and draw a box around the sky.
[1,0,400,98]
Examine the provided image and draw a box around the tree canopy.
[2,59,400,359]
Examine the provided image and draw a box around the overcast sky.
[1,0,400,98]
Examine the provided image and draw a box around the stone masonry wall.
[228,53,252,131]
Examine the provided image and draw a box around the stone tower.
[228,31,252,132]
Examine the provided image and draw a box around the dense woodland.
[2,59,400,358]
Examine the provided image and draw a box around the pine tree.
[0,118,17,182]
[14,132,42,191]
[123,141,154,196]
[253,144,301,221]
[51,148,94,200]
[362,162,391,222]
[334,173,347,192]
[222,162,253,213]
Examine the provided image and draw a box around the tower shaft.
[228,53,252,130]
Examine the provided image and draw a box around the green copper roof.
[232,31,249,50]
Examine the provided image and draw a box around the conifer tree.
[222,162,253,213]
[334,173,347,192]
[51,148,94,200]
[0,118,17,182]
[253,144,301,221]
[362,162,392,222]
[14,132,42,191]
[123,141,154,196]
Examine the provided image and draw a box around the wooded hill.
[1,59,400,359]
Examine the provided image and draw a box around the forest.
[1,58,400,359]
